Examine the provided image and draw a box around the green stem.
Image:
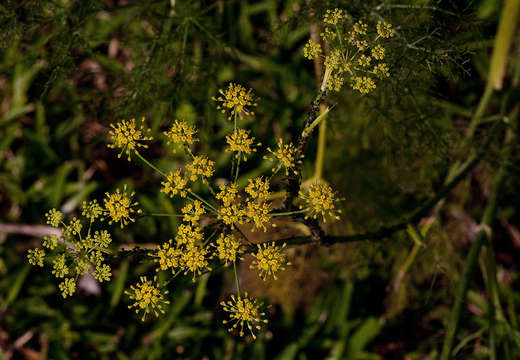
[234,153,241,183]
[302,105,331,138]
[136,152,167,177]
[466,0,519,137]
[142,213,184,217]
[187,189,219,214]
[313,105,328,180]
[234,225,254,245]
[440,127,514,360]
[203,227,220,247]
[269,209,307,217]
[233,261,241,297]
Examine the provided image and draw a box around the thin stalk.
[203,227,220,247]
[234,225,254,246]
[269,209,307,217]
[313,104,328,180]
[187,189,219,214]
[440,130,513,360]
[136,152,167,177]
[142,213,184,217]
[302,105,331,138]
[234,154,241,183]
[233,261,241,297]
[466,0,520,137]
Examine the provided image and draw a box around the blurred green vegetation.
[1,0,519,359]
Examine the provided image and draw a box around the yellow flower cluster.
[212,83,258,120]
[303,9,394,94]
[108,118,153,161]
[323,8,345,25]
[250,242,290,281]
[264,139,302,176]
[226,129,259,161]
[154,239,182,271]
[102,184,142,228]
[377,21,394,38]
[45,208,63,227]
[186,155,215,182]
[245,177,270,200]
[303,39,322,60]
[164,119,198,152]
[214,179,275,232]
[58,278,76,298]
[82,199,103,222]
[30,205,114,298]
[97,82,346,339]
[125,276,170,321]
[161,169,189,198]
[352,76,377,94]
[211,233,242,266]
[221,293,267,339]
[181,200,206,225]
[27,248,45,267]
[299,182,342,222]
[153,225,211,281]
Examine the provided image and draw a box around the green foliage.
[1,0,520,359]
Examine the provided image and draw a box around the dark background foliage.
[1,0,519,359]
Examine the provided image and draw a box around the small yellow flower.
[212,83,258,120]
[351,76,376,94]
[181,200,206,225]
[320,27,337,41]
[126,276,170,321]
[298,182,342,222]
[216,183,240,206]
[245,201,272,232]
[211,233,242,266]
[218,203,245,227]
[358,54,371,67]
[245,177,270,200]
[221,293,268,339]
[27,248,45,267]
[93,230,112,248]
[264,139,302,176]
[372,63,390,79]
[323,8,345,25]
[107,118,153,161]
[324,49,342,71]
[186,155,215,182]
[82,200,103,222]
[45,208,63,227]
[327,73,345,92]
[154,239,182,272]
[63,217,82,239]
[356,39,369,51]
[181,243,211,281]
[161,169,189,198]
[59,278,76,298]
[371,44,386,60]
[102,185,142,228]
[74,258,90,276]
[250,242,290,281]
[353,20,367,35]
[52,254,69,278]
[164,120,198,151]
[175,223,204,246]
[93,264,112,282]
[88,250,105,266]
[377,21,393,38]
[226,129,259,161]
[303,39,322,60]
[42,234,59,250]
